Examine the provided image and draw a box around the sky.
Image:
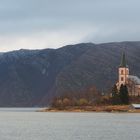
[0,0,140,52]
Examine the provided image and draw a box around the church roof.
[120,52,128,68]
[128,75,140,85]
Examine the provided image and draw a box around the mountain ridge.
[0,41,140,106]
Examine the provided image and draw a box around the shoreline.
[39,105,140,113]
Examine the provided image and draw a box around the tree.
[123,85,129,104]
[119,84,129,104]
[78,98,88,106]
[85,86,101,105]
[112,84,118,97]
[111,84,120,105]
[63,98,71,106]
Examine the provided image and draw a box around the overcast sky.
[0,0,140,52]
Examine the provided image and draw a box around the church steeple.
[118,51,129,87]
[120,51,128,68]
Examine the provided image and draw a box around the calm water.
[0,108,140,140]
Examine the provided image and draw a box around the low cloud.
[0,27,93,52]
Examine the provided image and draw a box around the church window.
[121,70,124,74]
[121,77,124,81]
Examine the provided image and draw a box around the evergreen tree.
[112,84,118,97]
[119,84,129,104]
[123,85,129,104]
[112,84,120,105]
[119,84,124,104]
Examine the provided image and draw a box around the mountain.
[0,41,140,106]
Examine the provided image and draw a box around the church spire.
[120,51,128,68]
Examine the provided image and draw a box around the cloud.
[0,26,94,52]
[84,23,140,43]
[0,0,140,51]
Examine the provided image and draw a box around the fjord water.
[0,109,140,140]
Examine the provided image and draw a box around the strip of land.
[39,105,140,113]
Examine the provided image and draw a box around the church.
[116,52,140,96]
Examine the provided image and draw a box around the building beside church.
[116,52,140,96]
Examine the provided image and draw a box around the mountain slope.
[0,41,140,106]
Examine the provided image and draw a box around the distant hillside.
[0,41,140,106]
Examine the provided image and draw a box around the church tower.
[118,52,129,87]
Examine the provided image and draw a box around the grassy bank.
[39,105,140,113]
